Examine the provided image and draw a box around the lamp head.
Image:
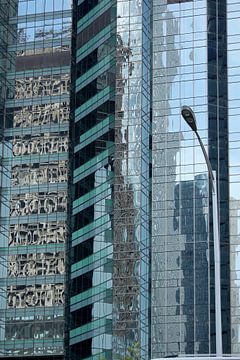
[181,105,197,132]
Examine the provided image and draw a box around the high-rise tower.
[2,1,240,359]
[151,0,229,357]
[0,0,72,358]
[68,0,151,359]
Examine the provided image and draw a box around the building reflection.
[174,175,209,354]
[0,0,72,357]
[151,0,212,356]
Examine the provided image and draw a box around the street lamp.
[181,105,222,357]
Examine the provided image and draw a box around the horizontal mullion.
[0,338,63,348]
[6,94,70,108]
[3,275,64,287]
[3,123,69,137]
[3,182,67,196]
[7,66,70,80]
[2,153,68,166]
[8,38,71,52]
[1,212,67,226]
[2,306,64,317]
[0,244,65,255]
[9,10,72,24]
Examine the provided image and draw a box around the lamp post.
[181,105,222,357]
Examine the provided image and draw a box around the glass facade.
[68,0,151,359]
[0,0,71,357]
[1,0,240,359]
[113,0,150,358]
[227,0,240,354]
[151,0,229,357]
[68,0,116,358]
[151,1,209,355]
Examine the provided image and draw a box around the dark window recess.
[74,113,95,141]
[74,173,95,199]
[16,51,71,71]
[71,304,93,330]
[78,0,98,19]
[73,205,94,231]
[77,49,98,77]
[70,339,92,360]
[74,141,96,168]
[4,100,71,128]
[77,9,111,48]
[71,271,93,297]
[149,162,152,179]
[76,80,98,107]
[76,71,115,108]
[0,108,5,129]
[74,129,114,168]
[76,40,114,77]
[72,238,93,264]
[75,100,115,138]
[149,134,152,150]
[0,106,13,129]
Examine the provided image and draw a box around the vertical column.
[207,0,230,353]
[113,0,151,358]
[0,0,15,347]
[227,0,240,354]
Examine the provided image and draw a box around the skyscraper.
[151,0,229,357]
[0,0,71,358]
[68,0,150,359]
[1,0,240,360]
[68,0,233,358]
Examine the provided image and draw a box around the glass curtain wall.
[0,0,72,357]
[68,0,151,359]
[152,0,210,357]
[151,0,230,357]
[207,0,229,354]
[69,0,116,358]
[227,0,240,354]
[113,0,151,359]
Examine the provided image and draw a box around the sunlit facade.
[151,0,230,357]
[68,0,228,358]
[0,0,71,358]
[1,0,240,360]
[68,0,151,359]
